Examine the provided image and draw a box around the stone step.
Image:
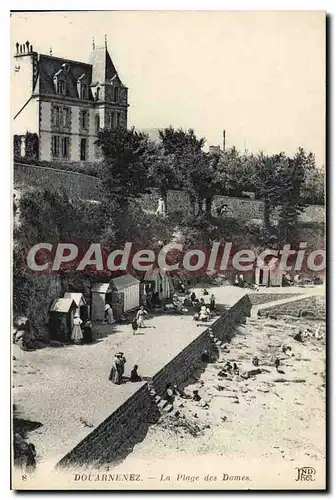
[155,395,162,403]
[163,403,174,413]
[157,399,169,409]
[215,340,222,347]
[149,389,156,397]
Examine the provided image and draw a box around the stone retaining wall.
[248,293,300,306]
[257,295,325,320]
[57,294,252,468]
[14,162,101,200]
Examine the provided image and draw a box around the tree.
[97,126,154,209]
[277,148,313,244]
[158,127,216,216]
[147,145,177,216]
[301,162,325,205]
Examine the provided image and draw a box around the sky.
[10,11,325,165]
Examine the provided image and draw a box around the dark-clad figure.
[83,320,93,343]
[114,352,126,384]
[130,365,142,382]
[165,383,174,403]
[209,294,216,311]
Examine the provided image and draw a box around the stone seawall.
[57,294,252,468]
[256,295,325,320]
[152,295,251,396]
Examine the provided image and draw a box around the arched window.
[114,87,119,102]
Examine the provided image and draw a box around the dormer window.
[77,74,89,100]
[80,84,88,100]
[53,67,67,95]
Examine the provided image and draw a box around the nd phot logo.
[295,467,316,482]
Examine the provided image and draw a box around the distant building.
[13,39,129,163]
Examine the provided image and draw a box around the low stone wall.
[248,293,300,306]
[152,294,251,395]
[257,295,325,320]
[14,162,101,200]
[57,294,252,467]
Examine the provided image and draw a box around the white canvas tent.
[255,260,283,287]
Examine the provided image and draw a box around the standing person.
[209,294,216,311]
[239,273,244,287]
[83,320,93,343]
[136,306,148,328]
[116,352,126,384]
[105,304,114,325]
[109,354,120,384]
[71,313,83,345]
[131,317,138,335]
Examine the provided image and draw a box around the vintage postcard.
[11,10,326,490]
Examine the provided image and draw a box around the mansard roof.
[38,54,94,99]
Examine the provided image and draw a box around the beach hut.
[143,268,172,300]
[48,298,77,342]
[255,260,283,287]
[111,274,140,312]
[63,292,88,320]
[91,282,112,322]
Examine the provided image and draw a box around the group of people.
[71,314,93,345]
[190,291,216,310]
[109,352,142,384]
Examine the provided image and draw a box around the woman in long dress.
[71,314,83,344]
[109,354,120,384]
[105,304,114,325]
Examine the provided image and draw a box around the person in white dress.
[136,306,147,328]
[105,304,114,325]
[71,314,83,344]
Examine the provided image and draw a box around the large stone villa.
[12,39,129,163]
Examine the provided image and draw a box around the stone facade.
[13,40,128,164]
